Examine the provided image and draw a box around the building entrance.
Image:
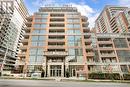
[50,65,61,77]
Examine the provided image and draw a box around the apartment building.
[17,6,92,78]
[88,33,130,74]
[0,0,29,74]
[95,5,130,33]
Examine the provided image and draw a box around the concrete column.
[62,64,64,77]
[48,65,50,77]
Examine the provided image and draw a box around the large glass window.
[31,42,38,46]
[38,42,45,46]
[29,48,37,55]
[41,24,47,28]
[39,30,46,34]
[31,42,45,46]
[68,41,75,46]
[66,24,73,28]
[39,36,45,40]
[68,49,75,55]
[34,24,47,28]
[32,30,46,34]
[66,24,80,29]
[67,30,81,35]
[41,13,48,17]
[32,30,39,34]
[68,48,83,62]
[68,36,75,41]
[35,19,41,22]
[42,19,47,22]
[67,36,82,46]
[114,38,128,48]
[67,18,80,22]
[117,50,130,62]
[35,18,47,22]
[29,56,36,63]
[29,48,44,64]
[67,30,74,34]
[31,36,39,41]
[31,36,45,41]
[34,24,41,28]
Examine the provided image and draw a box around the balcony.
[100,54,116,57]
[44,51,68,57]
[18,53,26,57]
[25,22,32,27]
[98,41,112,44]
[86,52,94,57]
[84,39,92,43]
[86,46,92,49]
[19,45,28,50]
[21,39,28,43]
[48,39,65,42]
[25,27,31,33]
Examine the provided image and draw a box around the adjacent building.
[95,5,130,33]
[0,0,29,74]
[88,33,130,74]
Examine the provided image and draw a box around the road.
[0,79,130,87]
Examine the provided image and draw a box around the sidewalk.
[0,76,130,83]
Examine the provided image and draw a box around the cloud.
[118,0,130,7]
[70,3,99,28]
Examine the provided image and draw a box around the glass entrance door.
[50,65,61,77]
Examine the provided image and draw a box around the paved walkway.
[0,79,130,87]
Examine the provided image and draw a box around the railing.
[44,51,68,56]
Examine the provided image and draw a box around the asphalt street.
[0,79,130,87]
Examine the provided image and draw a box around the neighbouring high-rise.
[0,0,29,74]
[95,5,130,33]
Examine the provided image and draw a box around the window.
[31,42,37,46]
[42,19,47,22]
[34,24,47,28]
[29,56,36,63]
[29,48,37,55]
[68,41,75,46]
[39,30,46,34]
[29,48,44,64]
[41,13,48,17]
[67,18,80,22]
[32,30,39,34]
[39,36,45,40]
[75,30,81,34]
[34,24,41,28]
[67,30,74,34]
[117,50,130,62]
[31,42,45,46]
[41,24,47,28]
[31,36,39,41]
[114,38,128,48]
[66,24,80,29]
[38,42,45,46]
[68,36,75,41]
[68,49,75,55]
[35,19,41,22]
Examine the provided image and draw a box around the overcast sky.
[24,0,130,28]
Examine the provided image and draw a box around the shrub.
[123,74,130,80]
[88,73,120,80]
